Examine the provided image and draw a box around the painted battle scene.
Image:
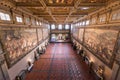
[84,29,118,64]
[0,42,3,54]
[43,29,49,39]
[116,33,120,61]
[37,29,43,42]
[0,29,38,67]
[72,28,79,39]
[78,29,84,42]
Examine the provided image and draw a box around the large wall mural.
[72,28,79,39]
[43,29,49,39]
[0,42,3,54]
[78,29,84,42]
[0,29,38,68]
[84,29,118,64]
[116,32,120,62]
[37,29,43,42]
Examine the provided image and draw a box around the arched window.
[51,24,55,29]
[58,24,62,30]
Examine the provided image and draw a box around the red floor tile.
[25,43,96,80]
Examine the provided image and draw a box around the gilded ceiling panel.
[50,7,70,12]
[47,0,74,4]
[81,0,108,3]
[14,0,39,2]
[12,0,110,23]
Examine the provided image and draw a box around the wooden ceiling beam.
[46,20,66,21]
[38,0,47,9]
[47,4,73,7]
[65,0,82,23]
[78,3,106,7]
[16,2,42,7]
[72,12,88,15]
[6,0,16,5]
[0,0,16,8]
[38,15,83,17]
[36,14,86,16]
[16,2,105,7]
[52,13,69,15]
[33,12,69,15]
[34,13,86,17]
[14,0,107,24]
[38,0,57,23]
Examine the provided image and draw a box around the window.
[75,23,77,26]
[25,17,30,24]
[83,21,85,26]
[58,24,62,30]
[36,21,39,25]
[32,18,35,25]
[51,24,55,29]
[48,25,50,29]
[91,18,96,24]
[0,12,11,21]
[80,22,82,26]
[99,15,106,22]
[16,16,22,22]
[86,20,90,25]
[79,22,81,26]
[71,24,73,31]
[65,24,69,29]
[39,22,42,25]
[117,13,120,20]
[77,23,79,26]
[111,10,120,21]
[112,13,117,20]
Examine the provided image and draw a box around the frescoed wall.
[0,42,3,54]
[116,32,120,61]
[43,29,49,39]
[72,28,79,39]
[84,29,118,64]
[0,29,38,68]
[78,29,84,42]
[37,29,43,42]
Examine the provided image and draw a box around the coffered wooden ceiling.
[11,0,110,24]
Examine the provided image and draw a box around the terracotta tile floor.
[25,43,96,80]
